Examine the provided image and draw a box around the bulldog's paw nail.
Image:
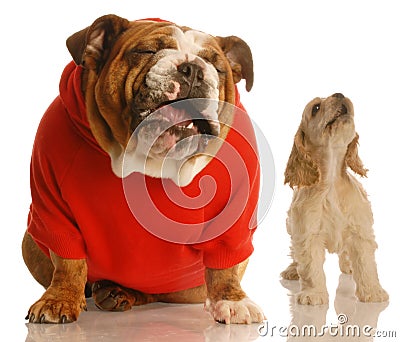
[92,282,100,292]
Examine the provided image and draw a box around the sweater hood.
[59,61,106,154]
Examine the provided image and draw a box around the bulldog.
[22,14,265,325]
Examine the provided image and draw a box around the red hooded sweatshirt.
[27,61,260,294]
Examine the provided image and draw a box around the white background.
[1,0,399,340]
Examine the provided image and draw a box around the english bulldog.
[22,14,265,325]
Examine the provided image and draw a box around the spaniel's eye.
[311,104,320,117]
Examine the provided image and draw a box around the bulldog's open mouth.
[326,104,348,128]
[134,98,220,160]
[138,99,220,137]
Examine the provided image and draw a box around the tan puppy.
[22,15,264,324]
[281,93,388,305]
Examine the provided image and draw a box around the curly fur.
[281,94,388,305]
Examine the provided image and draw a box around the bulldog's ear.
[66,14,129,70]
[216,36,254,91]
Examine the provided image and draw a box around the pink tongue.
[158,105,192,125]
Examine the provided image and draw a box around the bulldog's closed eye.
[204,63,226,75]
[199,52,227,75]
[311,104,320,117]
[202,61,226,75]
[130,49,157,55]
[214,66,226,75]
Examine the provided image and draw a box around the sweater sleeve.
[27,98,86,259]
[192,105,260,269]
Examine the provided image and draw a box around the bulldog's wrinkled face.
[66,15,253,179]
[127,26,224,160]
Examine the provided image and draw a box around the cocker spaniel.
[281,93,388,305]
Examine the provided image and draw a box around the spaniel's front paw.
[357,286,389,303]
[296,290,328,305]
[281,262,299,280]
[205,297,265,324]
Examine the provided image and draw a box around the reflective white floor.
[25,300,263,342]
[21,264,397,342]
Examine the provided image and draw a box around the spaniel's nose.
[332,93,345,99]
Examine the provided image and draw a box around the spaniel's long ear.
[284,128,320,188]
[345,133,368,177]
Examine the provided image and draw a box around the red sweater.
[28,62,260,294]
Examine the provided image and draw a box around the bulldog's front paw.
[92,279,155,311]
[205,297,265,324]
[296,289,329,305]
[26,289,86,323]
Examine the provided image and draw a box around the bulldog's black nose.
[332,93,345,99]
[178,62,204,82]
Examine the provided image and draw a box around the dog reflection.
[281,274,388,341]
